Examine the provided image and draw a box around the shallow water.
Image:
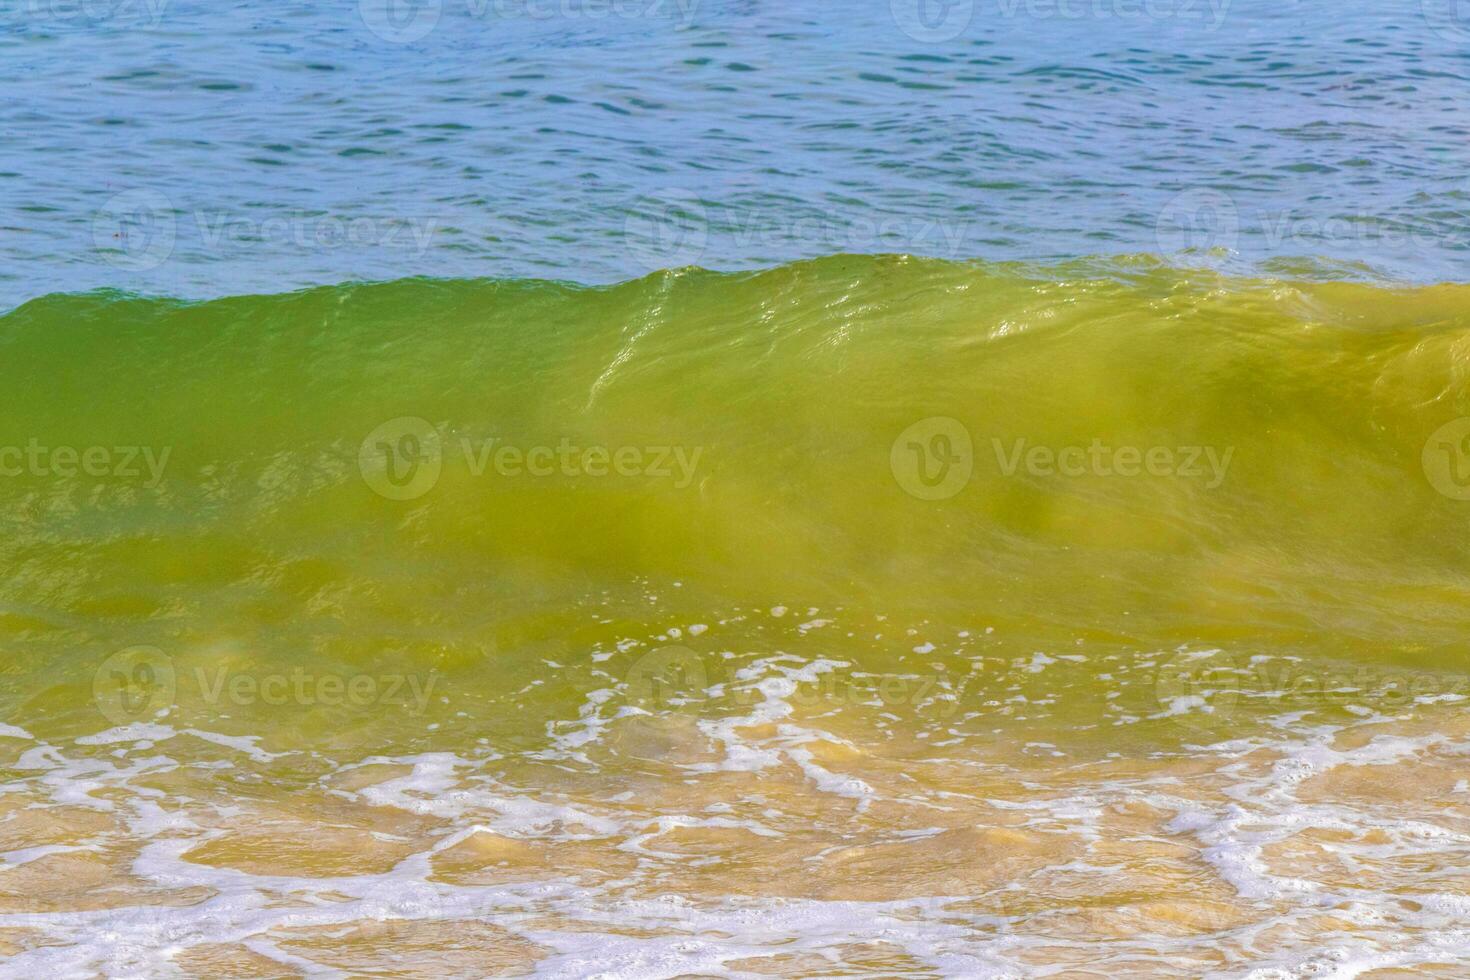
[5,3,1470,978]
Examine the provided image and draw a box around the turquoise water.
[2,0,1468,307]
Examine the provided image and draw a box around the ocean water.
[4,0,1470,303]
[3,3,1470,979]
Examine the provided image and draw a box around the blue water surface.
[2,0,1467,306]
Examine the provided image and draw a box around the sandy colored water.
[6,645,1470,976]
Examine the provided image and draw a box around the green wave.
[3,255,1469,739]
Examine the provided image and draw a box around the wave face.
[4,258,1470,975]
[4,258,1469,688]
